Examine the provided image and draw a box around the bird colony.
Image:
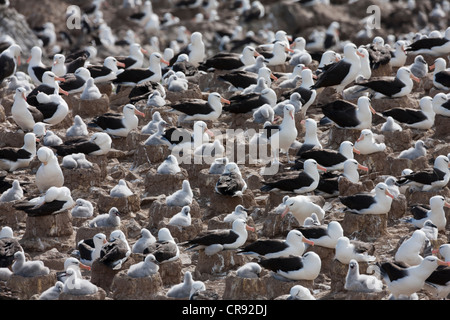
[0,0,450,301]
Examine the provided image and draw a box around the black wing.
[295,226,328,240]
[382,108,427,125]
[0,148,32,162]
[52,141,100,157]
[435,71,450,88]
[311,60,351,89]
[15,200,67,216]
[0,53,15,82]
[239,239,288,255]
[359,77,406,97]
[339,194,376,211]
[407,38,449,52]
[259,256,303,273]
[170,100,214,116]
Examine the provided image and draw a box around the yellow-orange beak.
[160,58,170,66]
[254,51,261,57]
[357,136,364,142]
[205,129,214,137]
[303,237,314,246]
[285,47,294,53]
[56,76,66,82]
[370,105,376,114]
[246,225,256,232]
[358,164,369,172]
[141,48,148,54]
[353,147,361,155]
[59,88,69,96]
[270,73,278,81]
[22,92,27,101]
[80,263,91,271]
[117,61,126,68]
[411,74,420,83]
[26,56,31,64]
[135,109,145,117]
[437,259,450,267]
[281,206,290,218]
[430,64,435,71]
[385,189,394,199]
[317,164,327,172]
[444,201,450,209]
[221,97,231,104]
[357,51,365,58]
[290,111,294,120]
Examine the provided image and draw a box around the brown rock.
[70,93,110,118]
[0,129,24,148]
[203,190,257,219]
[223,272,314,300]
[260,210,300,238]
[95,190,141,217]
[6,272,57,300]
[329,259,371,293]
[90,257,135,292]
[62,164,104,191]
[434,115,450,139]
[341,211,389,242]
[144,168,189,197]
[0,201,27,230]
[158,258,183,286]
[158,218,204,243]
[146,197,201,230]
[58,287,107,300]
[195,250,248,276]
[133,144,171,168]
[111,270,163,300]
[23,210,73,239]
[164,82,203,104]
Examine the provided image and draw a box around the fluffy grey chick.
[344,259,383,293]
[80,77,102,100]
[141,111,163,135]
[66,115,89,137]
[88,207,120,227]
[167,271,195,298]
[131,228,156,254]
[236,262,261,278]
[71,153,93,169]
[253,103,274,124]
[287,285,316,300]
[0,180,24,202]
[166,180,193,207]
[168,205,191,227]
[110,179,133,198]
[43,130,63,146]
[208,157,228,174]
[398,140,427,160]
[39,281,64,300]
[71,198,94,218]
[409,55,428,79]
[381,116,403,132]
[61,155,78,169]
[157,155,181,174]
[127,254,159,278]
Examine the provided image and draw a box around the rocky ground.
[0,0,449,301]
